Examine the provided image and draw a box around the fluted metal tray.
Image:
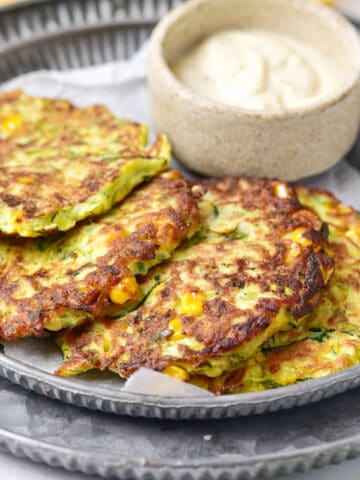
[0,0,184,80]
[0,0,360,477]
[1,372,360,479]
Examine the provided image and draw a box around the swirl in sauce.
[172,29,340,111]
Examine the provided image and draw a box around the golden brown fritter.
[196,188,360,394]
[0,90,170,236]
[56,178,333,380]
[0,172,200,340]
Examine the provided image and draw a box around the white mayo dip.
[172,29,340,111]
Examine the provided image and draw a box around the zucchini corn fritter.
[56,178,333,380]
[0,90,170,237]
[196,188,360,394]
[0,172,200,340]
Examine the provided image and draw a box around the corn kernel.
[1,114,23,134]
[168,318,187,340]
[273,182,290,199]
[163,365,189,382]
[107,229,128,243]
[180,291,204,315]
[291,228,312,247]
[18,176,34,184]
[337,204,353,214]
[169,318,182,337]
[170,333,187,341]
[169,318,182,333]
[312,0,336,6]
[284,242,301,264]
[78,284,90,293]
[284,287,292,296]
[161,170,181,180]
[110,275,138,305]
[56,100,71,110]
[346,228,360,248]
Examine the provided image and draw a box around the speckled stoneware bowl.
[148,0,360,180]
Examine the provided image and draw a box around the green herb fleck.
[37,241,47,252]
[259,379,282,389]
[61,250,74,260]
[237,231,249,240]
[295,377,314,383]
[211,203,219,218]
[321,222,329,238]
[307,328,335,343]
[135,261,147,275]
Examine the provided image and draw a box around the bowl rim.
[149,0,360,120]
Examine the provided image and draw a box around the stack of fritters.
[197,189,360,394]
[56,178,333,381]
[0,91,199,339]
[1,90,359,395]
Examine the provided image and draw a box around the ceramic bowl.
[148,0,360,180]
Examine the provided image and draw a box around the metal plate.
[2,338,360,419]
[1,373,360,479]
